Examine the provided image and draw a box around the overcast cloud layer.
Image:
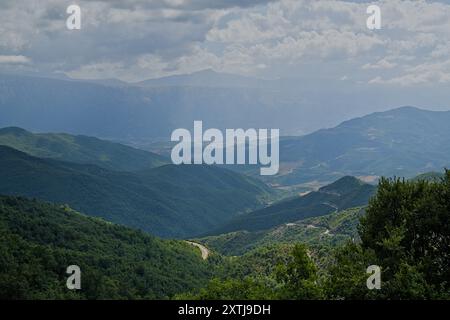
[1,0,450,86]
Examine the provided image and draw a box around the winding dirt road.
[186,241,210,260]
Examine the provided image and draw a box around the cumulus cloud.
[0,55,30,64]
[362,58,397,70]
[369,59,450,86]
[0,0,450,85]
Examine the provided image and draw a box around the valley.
[196,207,364,256]
[0,143,276,238]
[209,176,376,235]
[0,126,168,171]
[2,0,450,303]
[0,105,449,300]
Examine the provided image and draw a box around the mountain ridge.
[196,207,365,256]
[6,73,448,140]
[208,176,376,235]
[0,126,168,172]
[268,106,450,186]
[0,145,275,238]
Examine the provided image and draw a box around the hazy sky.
[1,0,450,88]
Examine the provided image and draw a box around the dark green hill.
[0,146,274,238]
[211,176,375,234]
[0,126,168,171]
[0,195,212,299]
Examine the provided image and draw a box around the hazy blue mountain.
[5,73,444,142]
[0,127,168,171]
[136,69,273,88]
[137,106,450,191]
[2,73,450,189]
[0,146,275,238]
[0,73,172,139]
[0,73,318,139]
[0,195,213,299]
[210,176,375,234]
[259,107,450,186]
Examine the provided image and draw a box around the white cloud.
[0,55,30,64]
[1,0,450,85]
[362,58,397,70]
[369,59,450,86]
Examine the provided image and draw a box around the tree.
[274,244,323,299]
[327,170,450,299]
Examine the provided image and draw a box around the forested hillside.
[0,146,275,238]
[197,207,364,256]
[0,126,168,171]
[212,176,375,234]
[0,196,213,299]
[182,171,450,300]
[1,171,448,300]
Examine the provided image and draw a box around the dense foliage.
[326,171,450,299]
[184,171,450,299]
[0,196,214,299]
[178,244,321,300]
[1,167,448,300]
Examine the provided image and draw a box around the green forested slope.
[212,176,375,234]
[184,171,450,300]
[0,126,168,171]
[0,146,274,238]
[197,207,364,256]
[0,196,213,299]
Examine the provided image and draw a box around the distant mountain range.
[4,72,448,142]
[0,145,274,238]
[136,69,273,88]
[209,176,376,235]
[125,106,450,189]
[252,106,450,187]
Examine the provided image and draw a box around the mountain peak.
[191,68,218,76]
[391,106,421,112]
[320,176,365,193]
[384,106,427,115]
[136,69,268,88]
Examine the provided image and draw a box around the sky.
[1,0,450,88]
